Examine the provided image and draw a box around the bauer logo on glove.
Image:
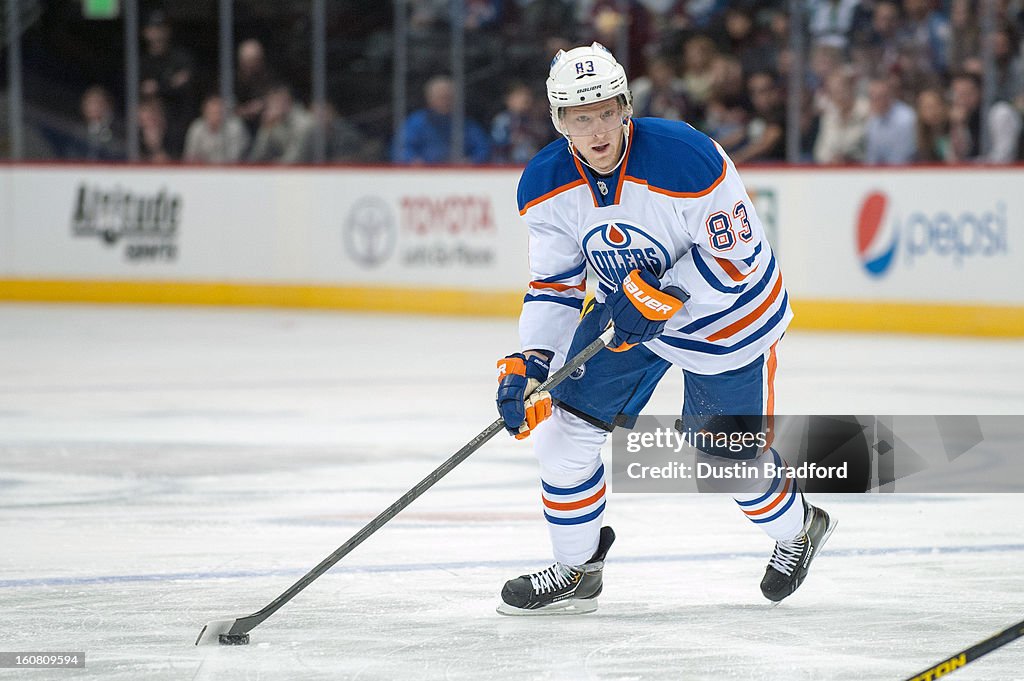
[605,269,687,352]
[496,352,553,439]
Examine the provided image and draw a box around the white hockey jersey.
[517,118,792,375]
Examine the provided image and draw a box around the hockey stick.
[196,325,616,645]
[901,616,1024,681]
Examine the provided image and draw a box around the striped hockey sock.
[732,449,805,541]
[542,463,607,566]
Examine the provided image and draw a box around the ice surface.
[1,303,1022,680]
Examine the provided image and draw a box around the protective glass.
[560,103,626,138]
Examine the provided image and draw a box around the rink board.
[0,164,1022,335]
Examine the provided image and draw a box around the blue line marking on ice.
[4,543,1024,589]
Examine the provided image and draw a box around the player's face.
[561,100,626,174]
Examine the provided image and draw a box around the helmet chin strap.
[562,118,631,176]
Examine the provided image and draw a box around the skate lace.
[528,563,575,595]
[768,535,806,576]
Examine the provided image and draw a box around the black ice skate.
[760,502,836,603]
[497,526,615,616]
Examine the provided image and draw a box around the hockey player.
[495,43,836,614]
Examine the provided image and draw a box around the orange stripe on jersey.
[543,483,606,511]
[706,274,784,342]
[519,179,587,215]
[714,256,759,283]
[571,153,600,208]
[623,157,727,199]
[743,476,792,517]
[613,121,635,204]
[764,340,778,450]
[530,280,586,293]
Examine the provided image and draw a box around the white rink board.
[2,165,1023,307]
[0,166,527,290]
[742,168,1022,304]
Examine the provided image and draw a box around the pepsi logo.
[856,191,898,277]
[854,191,1008,277]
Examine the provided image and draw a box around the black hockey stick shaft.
[902,616,1024,681]
[202,326,615,641]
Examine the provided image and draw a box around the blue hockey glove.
[604,269,686,352]
[496,352,552,439]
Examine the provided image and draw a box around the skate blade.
[819,517,838,552]
[496,598,598,616]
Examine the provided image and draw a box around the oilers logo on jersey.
[582,221,671,287]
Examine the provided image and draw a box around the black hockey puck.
[218,633,250,645]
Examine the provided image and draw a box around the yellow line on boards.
[0,280,1021,336]
[0,279,523,317]
[792,300,1024,338]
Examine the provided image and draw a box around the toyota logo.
[344,197,397,267]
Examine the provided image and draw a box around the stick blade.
[195,618,242,646]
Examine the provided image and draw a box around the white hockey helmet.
[546,42,632,134]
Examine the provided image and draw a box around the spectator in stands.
[681,34,718,108]
[809,44,845,97]
[410,0,450,36]
[899,0,951,76]
[807,0,862,49]
[947,0,980,75]
[814,67,870,164]
[732,71,787,164]
[703,93,749,150]
[465,0,503,31]
[310,101,368,162]
[914,88,951,162]
[235,39,276,139]
[798,88,823,161]
[490,81,551,164]
[707,53,745,103]
[721,7,773,76]
[138,96,172,163]
[864,76,917,164]
[79,85,123,161]
[517,0,577,44]
[139,11,196,159]
[948,72,1023,162]
[631,55,692,121]
[948,71,983,159]
[247,85,316,164]
[990,23,1024,104]
[892,42,945,104]
[183,94,250,164]
[987,103,1021,165]
[663,0,729,33]
[855,1,903,77]
[393,75,491,164]
[586,0,651,75]
[765,7,793,58]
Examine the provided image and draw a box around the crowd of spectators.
[8,0,1024,165]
